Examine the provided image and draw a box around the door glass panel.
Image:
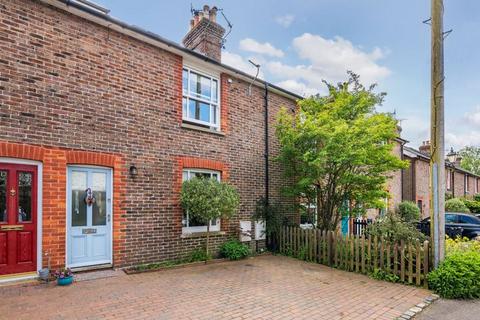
[0,171,6,222]
[92,172,107,226]
[71,171,87,227]
[18,172,32,222]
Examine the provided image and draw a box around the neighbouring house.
[402,141,480,218]
[0,0,299,278]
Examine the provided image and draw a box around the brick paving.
[0,255,430,319]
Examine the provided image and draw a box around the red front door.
[0,164,37,275]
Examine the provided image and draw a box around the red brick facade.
[0,0,297,269]
[0,141,127,269]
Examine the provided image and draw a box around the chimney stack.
[183,5,225,62]
[419,141,431,156]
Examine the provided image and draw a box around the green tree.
[276,73,408,230]
[459,146,480,175]
[445,198,470,213]
[181,177,240,259]
[396,201,421,223]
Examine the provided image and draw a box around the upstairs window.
[182,67,220,130]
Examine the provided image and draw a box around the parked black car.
[418,212,480,240]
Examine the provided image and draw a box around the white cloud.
[265,33,391,96]
[221,51,264,78]
[239,38,284,58]
[275,14,295,28]
[464,105,480,126]
[446,131,480,150]
[275,79,319,97]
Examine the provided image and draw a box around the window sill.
[181,122,225,136]
[181,231,226,239]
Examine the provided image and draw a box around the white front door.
[67,166,112,268]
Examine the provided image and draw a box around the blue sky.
[97,0,480,150]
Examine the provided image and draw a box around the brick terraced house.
[402,142,480,218]
[0,0,300,279]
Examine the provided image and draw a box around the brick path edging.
[397,294,439,320]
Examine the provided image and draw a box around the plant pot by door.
[57,276,73,286]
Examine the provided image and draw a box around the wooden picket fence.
[277,226,430,287]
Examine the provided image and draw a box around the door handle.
[107,213,111,222]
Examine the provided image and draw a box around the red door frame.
[0,163,37,275]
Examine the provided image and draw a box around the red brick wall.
[453,171,465,198]
[0,0,296,266]
[414,159,430,218]
[0,141,127,269]
[386,141,403,212]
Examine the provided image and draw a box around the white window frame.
[182,168,221,234]
[182,66,220,130]
[465,175,469,194]
[475,178,479,194]
[446,170,452,190]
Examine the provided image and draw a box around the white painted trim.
[0,158,43,273]
[65,165,113,268]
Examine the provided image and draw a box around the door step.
[0,271,37,285]
[71,263,112,273]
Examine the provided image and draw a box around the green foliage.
[134,261,177,272]
[187,248,211,262]
[459,146,480,175]
[275,73,407,231]
[369,269,400,283]
[445,198,470,213]
[428,251,480,299]
[220,240,250,260]
[253,198,292,244]
[446,236,480,256]
[366,211,426,243]
[445,193,454,201]
[181,177,240,259]
[460,198,480,214]
[396,201,421,223]
[474,194,480,202]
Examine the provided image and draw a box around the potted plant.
[52,267,74,286]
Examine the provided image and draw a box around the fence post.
[355,235,360,272]
[393,242,398,277]
[379,239,384,270]
[367,235,372,272]
[408,243,413,284]
[327,231,333,266]
[386,242,391,274]
[400,240,405,282]
[416,241,422,286]
[423,240,429,288]
[373,236,378,270]
[361,235,366,274]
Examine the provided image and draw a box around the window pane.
[18,172,32,222]
[212,79,218,102]
[189,215,207,227]
[0,171,6,223]
[188,99,210,123]
[92,173,107,226]
[189,72,211,100]
[182,98,187,117]
[71,171,87,227]
[459,215,480,225]
[182,69,188,95]
[445,214,457,223]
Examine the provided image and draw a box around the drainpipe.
[264,82,269,206]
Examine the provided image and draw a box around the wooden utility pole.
[430,0,445,268]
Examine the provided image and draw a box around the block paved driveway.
[0,255,430,320]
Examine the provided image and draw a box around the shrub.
[369,269,400,283]
[461,198,480,214]
[366,211,426,243]
[474,194,480,202]
[187,248,211,263]
[396,201,421,223]
[428,250,480,299]
[446,236,480,256]
[445,198,470,213]
[220,240,250,260]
